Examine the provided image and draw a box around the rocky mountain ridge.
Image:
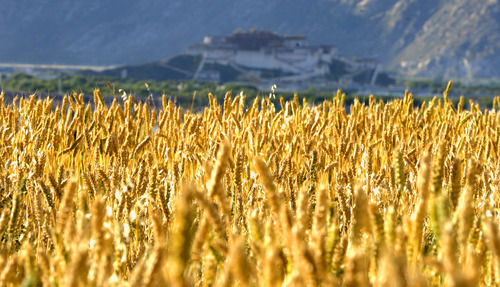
[1,0,498,79]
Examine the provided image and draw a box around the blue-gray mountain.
[1,0,499,79]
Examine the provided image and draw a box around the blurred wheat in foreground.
[0,84,500,287]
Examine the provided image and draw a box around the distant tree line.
[1,72,498,110]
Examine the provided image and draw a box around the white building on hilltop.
[187,29,342,82]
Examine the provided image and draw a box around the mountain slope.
[0,0,499,79]
[389,0,500,78]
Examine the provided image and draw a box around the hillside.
[1,0,499,79]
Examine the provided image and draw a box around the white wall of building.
[187,35,379,83]
[201,48,332,75]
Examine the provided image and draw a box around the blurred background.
[1,0,499,98]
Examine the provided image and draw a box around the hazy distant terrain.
[1,0,499,79]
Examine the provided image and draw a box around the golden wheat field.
[0,82,500,287]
